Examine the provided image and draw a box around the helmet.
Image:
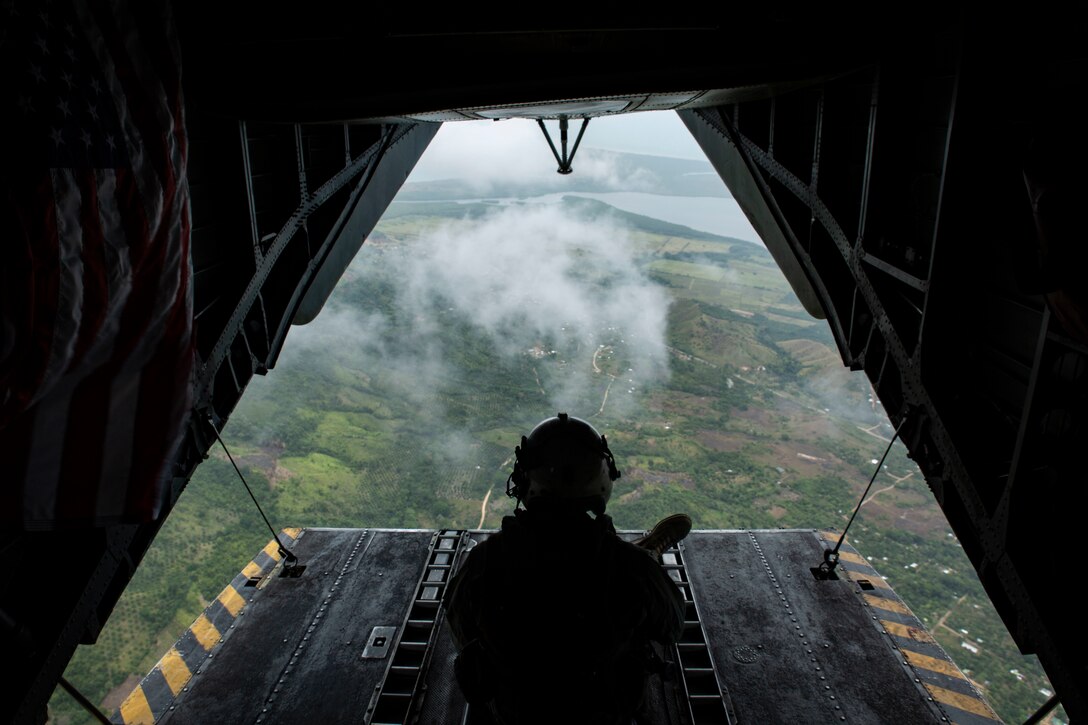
[507,413,621,513]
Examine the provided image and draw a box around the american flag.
[0,0,193,528]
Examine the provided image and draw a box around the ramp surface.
[115,528,1000,724]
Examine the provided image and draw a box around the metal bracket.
[361,626,397,659]
[537,116,590,174]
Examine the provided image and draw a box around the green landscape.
[50,151,1064,724]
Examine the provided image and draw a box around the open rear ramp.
[114,529,1000,724]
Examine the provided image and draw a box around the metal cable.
[59,677,111,725]
[208,418,298,564]
[1022,694,1060,725]
[818,415,908,576]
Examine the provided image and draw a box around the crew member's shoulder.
[466,530,506,558]
[606,534,656,565]
[466,515,520,553]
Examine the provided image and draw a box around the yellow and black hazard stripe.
[113,528,303,725]
[819,530,1002,725]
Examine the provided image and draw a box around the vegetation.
[49,165,1064,724]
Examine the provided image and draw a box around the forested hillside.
[50,173,1064,723]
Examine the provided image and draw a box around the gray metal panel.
[682,530,944,724]
[678,109,825,320]
[294,123,441,324]
[160,529,433,724]
[152,529,993,724]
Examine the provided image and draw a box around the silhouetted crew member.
[446,413,689,725]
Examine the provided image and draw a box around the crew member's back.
[445,413,687,725]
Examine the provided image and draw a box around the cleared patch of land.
[52,186,1063,725]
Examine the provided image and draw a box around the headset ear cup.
[510,442,528,501]
[510,462,528,500]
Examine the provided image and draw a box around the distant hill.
[51,148,1064,725]
[382,195,759,247]
[397,149,730,200]
[559,196,756,246]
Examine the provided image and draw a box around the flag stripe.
[94,2,190,522]
[2,0,193,526]
[59,376,107,519]
[129,191,191,517]
[25,386,71,522]
[1,175,62,424]
[37,169,85,406]
[70,171,110,369]
[90,167,135,365]
[98,370,139,518]
[106,166,154,365]
[56,172,113,519]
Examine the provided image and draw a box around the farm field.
[50,171,1064,723]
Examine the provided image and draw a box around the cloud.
[271,203,671,436]
[400,204,670,407]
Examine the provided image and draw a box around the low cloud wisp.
[274,203,672,437]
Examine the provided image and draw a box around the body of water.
[402,192,762,246]
[528,192,760,245]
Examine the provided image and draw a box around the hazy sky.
[407,111,705,183]
[581,111,706,159]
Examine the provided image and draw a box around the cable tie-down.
[279,547,306,578]
[812,415,908,581]
[203,411,304,575]
[811,548,840,581]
